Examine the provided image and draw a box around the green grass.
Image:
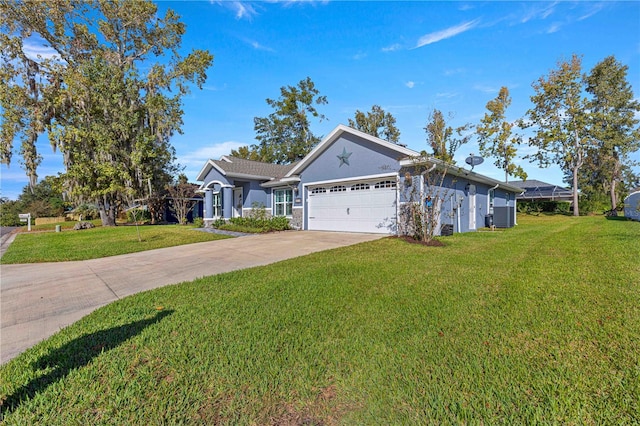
[1,215,639,424]
[14,219,103,233]
[1,225,230,263]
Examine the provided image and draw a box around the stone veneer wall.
[290,208,303,230]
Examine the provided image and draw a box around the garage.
[307,179,397,233]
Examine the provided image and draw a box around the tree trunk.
[571,129,583,217]
[610,179,618,215]
[609,154,621,214]
[98,195,117,226]
[99,208,117,226]
[572,167,580,216]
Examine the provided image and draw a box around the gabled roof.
[285,124,418,177]
[399,156,523,193]
[196,156,298,182]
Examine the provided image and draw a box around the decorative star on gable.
[337,147,352,167]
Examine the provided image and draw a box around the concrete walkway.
[0,231,383,364]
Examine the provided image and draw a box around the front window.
[274,189,293,216]
[212,193,222,217]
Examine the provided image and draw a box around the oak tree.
[348,105,401,144]
[476,87,527,182]
[584,55,640,213]
[232,77,327,164]
[523,54,589,216]
[0,0,213,225]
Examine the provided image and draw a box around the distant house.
[164,183,204,224]
[624,190,640,221]
[163,195,203,224]
[510,180,573,203]
[196,125,522,235]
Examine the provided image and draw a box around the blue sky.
[2,0,639,200]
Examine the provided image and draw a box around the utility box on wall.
[493,206,514,228]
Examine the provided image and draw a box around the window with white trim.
[311,187,326,194]
[212,193,222,217]
[274,188,293,216]
[329,185,347,192]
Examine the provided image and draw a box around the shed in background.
[624,191,640,221]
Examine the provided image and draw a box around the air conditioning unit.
[493,207,514,228]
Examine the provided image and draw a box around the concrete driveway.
[1,231,383,364]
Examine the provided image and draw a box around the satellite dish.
[465,154,484,170]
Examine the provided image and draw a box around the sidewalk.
[1,231,383,363]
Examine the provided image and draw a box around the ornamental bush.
[518,201,571,214]
[225,216,290,233]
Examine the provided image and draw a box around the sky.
[1,0,639,200]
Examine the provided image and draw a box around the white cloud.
[180,141,250,182]
[578,3,605,21]
[352,51,367,60]
[22,40,60,61]
[213,0,329,19]
[0,165,32,183]
[384,104,430,112]
[520,2,557,24]
[275,0,331,7]
[546,23,562,34]
[212,1,259,20]
[436,92,459,99]
[246,39,275,52]
[473,84,499,94]
[540,3,556,19]
[202,83,228,92]
[405,81,415,89]
[415,19,480,48]
[178,141,248,168]
[443,68,466,76]
[233,1,258,19]
[236,37,275,52]
[381,43,402,52]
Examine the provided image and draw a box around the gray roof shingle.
[213,156,299,179]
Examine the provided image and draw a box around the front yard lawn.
[1,215,638,424]
[0,224,230,263]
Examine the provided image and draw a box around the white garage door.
[307,179,397,233]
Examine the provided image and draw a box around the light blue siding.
[202,168,231,187]
[297,133,403,230]
[300,133,402,184]
[243,180,270,209]
[399,170,517,234]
